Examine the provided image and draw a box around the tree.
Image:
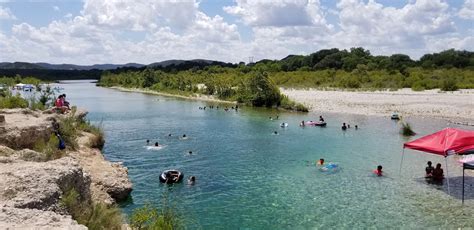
[247,71,281,107]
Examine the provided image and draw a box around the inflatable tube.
[319,163,340,173]
[159,170,184,184]
[280,123,288,128]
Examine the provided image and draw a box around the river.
[59,80,474,228]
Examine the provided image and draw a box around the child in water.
[317,158,324,165]
[374,165,383,176]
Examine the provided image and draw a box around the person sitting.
[61,94,70,109]
[317,158,324,165]
[425,161,434,178]
[432,163,444,182]
[341,123,347,130]
[373,165,383,176]
[319,116,324,122]
[54,95,68,114]
[188,176,196,185]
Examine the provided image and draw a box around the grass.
[400,122,416,136]
[60,188,123,230]
[0,92,28,109]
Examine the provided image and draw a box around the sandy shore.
[281,88,474,124]
[110,86,237,104]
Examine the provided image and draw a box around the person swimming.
[146,139,150,145]
[355,125,358,130]
[188,176,196,185]
[300,120,305,126]
[374,165,383,176]
[273,131,278,135]
[317,158,324,165]
[168,133,172,137]
[341,123,347,130]
[154,142,159,147]
[188,150,193,155]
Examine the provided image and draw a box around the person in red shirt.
[373,165,383,176]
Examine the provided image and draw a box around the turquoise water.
[61,81,474,228]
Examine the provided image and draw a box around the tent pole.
[445,156,450,195]
[462,164,465,205]
[399,148,405,177]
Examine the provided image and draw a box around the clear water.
[60,80,474,229]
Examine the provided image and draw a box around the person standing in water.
[374,165,383,176]
[341,123,347,130]
[319,116,324,122]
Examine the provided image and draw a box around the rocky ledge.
[0,108,132,229]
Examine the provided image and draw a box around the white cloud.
[459,0,474,19]
[0,6,16,20]
[81,0,198,31]
[53,6,60,12]
[224,0,330,28]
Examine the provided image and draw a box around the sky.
[0,0,473,65]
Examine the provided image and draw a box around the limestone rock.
[0,157,91,212]
[0,207,87,230]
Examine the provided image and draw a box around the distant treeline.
[1,48,473,81]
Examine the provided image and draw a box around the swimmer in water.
[374,165,383,176]
[317,158,324,165]
[188,151,193,155]
[342,123,347,130]
[168,133,172,137]
[154,142,159,147]
[146,139,150,145]
[188,176,196,185]
[273,131,278,135]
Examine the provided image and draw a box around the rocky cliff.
[0,108,132,229]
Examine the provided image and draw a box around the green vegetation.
[61,188,123,230]
[130,203,182,230]
[99,69,308,111]
[33,134,65,160]
[78,120,105,149]
[0,92,29,109]
[400,122,416,136]
[98,49,473,109]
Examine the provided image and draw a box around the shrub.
[61,188,123,230]
[130,203,181,230]
[441,78,458,91]
[279,95,309,112]
[400,122,416,136]
[78,120,105,149]
[0,93,28,109]
[33,134,65,161]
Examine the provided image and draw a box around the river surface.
[59,80,474,229]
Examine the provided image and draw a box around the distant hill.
[0,62,45,69]
[0,62,145,70]
[148,59,228,68]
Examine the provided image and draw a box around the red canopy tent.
[402,128,474,203]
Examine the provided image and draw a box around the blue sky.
[0,0,473,65]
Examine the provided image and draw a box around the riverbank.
[0,108,132,228]
[110,86,237,104]
[281,88,474,125]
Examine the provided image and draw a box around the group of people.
[146,135,196,185]
[54,94,70,114]
[341,122,358,130]
[425,161,444,182]
[199,105,238,112]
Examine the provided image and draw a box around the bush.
[130,203,181,230]
[61,188,123,230]
[0,93,28,109]
[400,122,416,136]
[279,95,309,112]
[33,134,65,160]
[78,120,105,149]
[441,78,458,91]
